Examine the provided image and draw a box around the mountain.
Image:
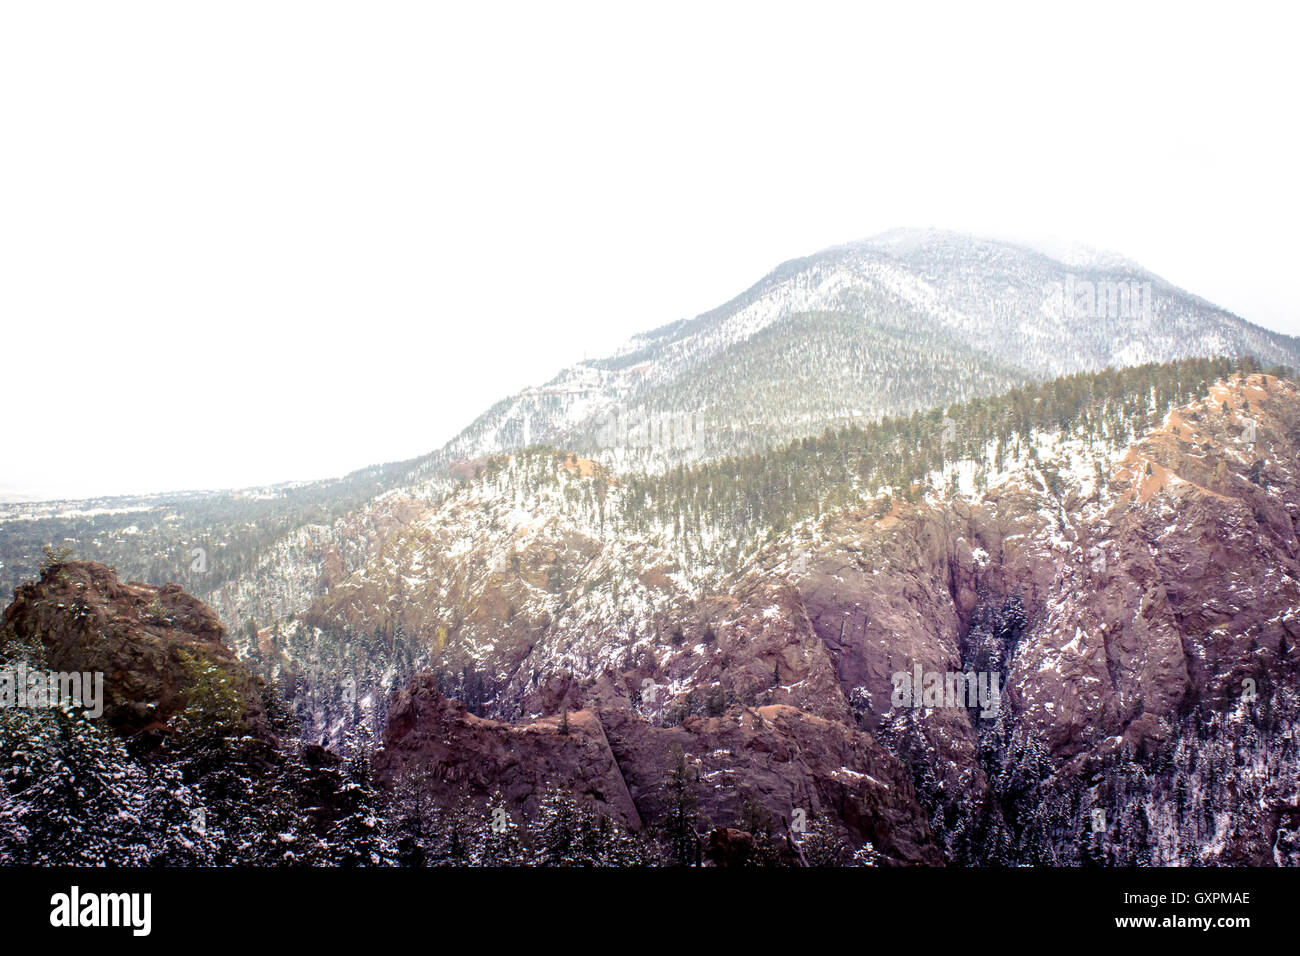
[331,361,1300,863]
[5,230,1294,606]
[4,229,1300,865]
[7,229,1290,639]
[431,228,1300,471]
[9,358,1297,866]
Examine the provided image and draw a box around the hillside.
[5,230,1295,646]
[5,356,1299,865]
[433,229,1300,472]
[240,357,1299,864]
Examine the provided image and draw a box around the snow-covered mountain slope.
[5,231,1296,646]
[278,359,1250,717]
[426,228,1300,472]
[266,358,1300,864]
[7,355,1298,865]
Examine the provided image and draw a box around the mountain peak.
[421,230,1297,474]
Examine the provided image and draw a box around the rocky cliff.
[0,561,389,865]
[0,559,270,742]
[359,369,1300,865]
[9,364,1293,866]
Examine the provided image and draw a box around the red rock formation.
[1,560,270,741]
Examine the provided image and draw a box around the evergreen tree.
[662,746,701,866]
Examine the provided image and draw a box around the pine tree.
[322,748,395,866]
[531,789,580,866]
[478,791,527,865]
[662,746,701,866]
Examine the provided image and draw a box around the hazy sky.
[3,1,1297,500]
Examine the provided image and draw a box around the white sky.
[2,1,1297,500]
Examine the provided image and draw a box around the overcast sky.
[2,1,1297,500]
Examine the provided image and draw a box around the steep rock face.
[0,560,270,741]
[757,378,1285,726]
[374,677,641,828]
[358,372,1300,864]
[753,373,1300,862]
[373,684,941,865]
[597,704,941,865]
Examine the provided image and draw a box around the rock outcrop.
[374,684,941,864]
[0,560,270,741]
[375,677,641,828]
[367,372,1300,865]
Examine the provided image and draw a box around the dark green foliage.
[619,357,1255,547]
[663,746,701,866]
